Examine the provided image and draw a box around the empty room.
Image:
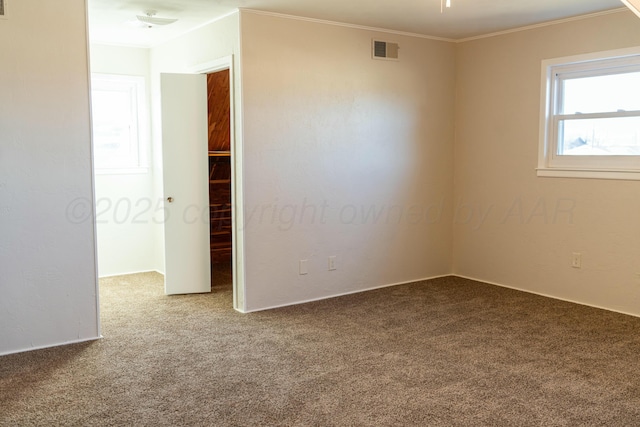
[2,0,640,424]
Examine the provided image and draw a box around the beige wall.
[240,12,456,310]
[454,11,640,315]
[0,0,99,354]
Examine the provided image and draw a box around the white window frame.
[91,73,149,174]
[538,47,640,180]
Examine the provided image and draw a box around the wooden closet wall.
[207,70,232,264]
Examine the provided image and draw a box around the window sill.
[536,168,640,181]
[95,167,150,176]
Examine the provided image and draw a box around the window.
[91,74,147,172]
[538,47,640,180]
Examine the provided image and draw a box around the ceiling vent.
[372,40,399,61]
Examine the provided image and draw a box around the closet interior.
[206,70,232,269]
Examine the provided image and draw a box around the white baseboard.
[0,336,102,357]
[98,269,164,279]
[96,268,640,320]
[453,273,640,319]
[239,274,451,313]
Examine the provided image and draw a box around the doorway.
[90,53,244,310]
[207,69,233,293]
[190,55,243,310]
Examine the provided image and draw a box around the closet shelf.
[209,179,231,184]
[208,151,231,157]
[210,242,232,250]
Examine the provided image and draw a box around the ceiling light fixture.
[441,0,451,13]
[135,10,178,28]
[621,0,640,18]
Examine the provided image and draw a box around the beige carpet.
[2,267,640,426]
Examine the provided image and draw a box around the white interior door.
[160,73,211,295]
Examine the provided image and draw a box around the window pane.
[561,72,640,114]
[91,85,138,168]
[558,116,640,155]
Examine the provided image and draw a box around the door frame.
[191,55,246,312]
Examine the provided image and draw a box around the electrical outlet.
[328,256,336,271]
[299,259,308,275]
[571,252,582,269]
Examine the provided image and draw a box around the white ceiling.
[87,0,627,47]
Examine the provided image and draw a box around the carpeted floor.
[2,267,640,426]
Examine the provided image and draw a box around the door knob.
[167,197,174,203]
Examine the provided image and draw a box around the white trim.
[0,336,102,357]
[91,73,149,171]
[453,274,640,319]
[241,7,629,44]
[556,111,640,121]
[85,0,101,344]
[456,8,629,43]
[238,274,451,313]
[538,46,640,179]
[240,8,455,42]
[237,13,247,313]
[541,46,640,70]
[536,168,640,181]
[187,55,246,313]
[190,56,232,74]
[98,269,163,279]
[90,7,630,49]
[621,0,640,19]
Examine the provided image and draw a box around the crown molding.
[241,7,631,45]
[240,8,455,43]
[456,7,629,43]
